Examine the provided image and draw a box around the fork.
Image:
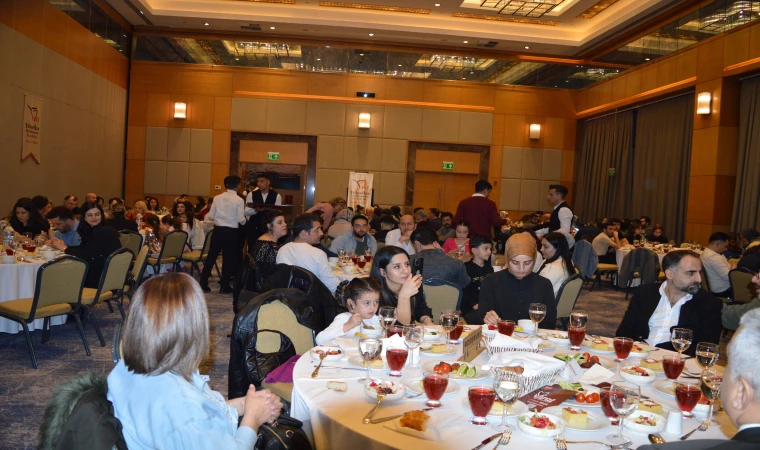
[680,420,710,440]
[556,435,630,450]
[555,435,567,450]
[492,428,511,449]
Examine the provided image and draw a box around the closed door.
[414,172,478,214]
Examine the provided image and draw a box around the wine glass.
[422,371,448,408]
[675,381,701,418]
[568,310,588,351]
[358,337,382,385]
[700,368,722,421]
[378,306,397,337]
[695,342,719,370]
[491,363,523,432]
[529,303,546,337]
[671,328,693,359]
[403,324,424,371]
[468,386,497,426]
[607,382,640,445]
[440,309,459,344]
[364,249,373,263]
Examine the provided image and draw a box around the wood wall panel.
[128,92,149,126]
[232,69,269,93]
[13,0,45,43]
[239,141,309,165]
[503,114,526,147]
[677,48,698,81]
[182,67,233,97]
[308,73,348,97]
[461,85,496,107]
[131,64,184,94]
[42,1,68,55]
[657,56,678,86]
[124,159,145,195]
[610,74,627,103]
[415,150,480,174]
[724,27,750,68]
[127,126,146,160]
[491,113,505,146]
[190,95,215,129]
[423,83,462,105]
[346,75,386,100]
[212,130,231,164]
[213,97,232,130]
[750,23,760,60]
[385,78,425,102]
[697,37,725,82]
[269,72,309,95]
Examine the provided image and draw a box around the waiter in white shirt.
[200,176,246,294]
[245,173,282,252]
[535,184,575,248]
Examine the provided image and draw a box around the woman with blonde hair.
[126,200,151,223]
[108,273,282,449]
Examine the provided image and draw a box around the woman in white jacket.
[316,278,382,345]
[176,201,205,249]
[536,232,575,298]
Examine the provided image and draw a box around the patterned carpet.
[0,272,643,449]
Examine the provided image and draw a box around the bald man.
[85,192,97,204]
[384,214,416,255]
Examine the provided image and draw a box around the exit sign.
[442,161,454,170]
[267,152,280,161]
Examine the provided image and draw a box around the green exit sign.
[442,161,454,170]
[267,152,280,161]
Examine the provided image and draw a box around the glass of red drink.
[386,346,408,377]
[600,387,620,424]
[386,326,403,338]
[497,320,515,336]
[468,386,496,425]
[613,337,633,362]
[449,324,464,342]
[663,355,685,380]
[567,327,586,350]
[364,250,372,263]
[422,371,448,408]
[351,255,360,264]
[5,248,14,256]
[674,382,701,417]
[357,260,366,269]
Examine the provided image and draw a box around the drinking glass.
[337,248,345,258]
[386,345,408,377]
[669,240,676,247]
[403,324,424,370]
[378,306,397,337]
[633,240,640,247]
[663,355,686,380]
[357,258,367,270]
[358,338,382,384]
[491,364,523,432]
[671,328,693,359]
[364,249,373,263]
[607,382,640,445]
[613,337,634,363]
[700,368,722,421]
[497,320,515,336]
[440,309,459,344]
[600,387,619,425]
[468,386,497,426]
[529,303,546,337]
[422,371,448,408]
[675,381,701,418]
[696,342,719,370]
[568,310,588,351]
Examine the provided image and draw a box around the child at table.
[316,278,381,344]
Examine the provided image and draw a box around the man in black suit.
[637,309,760,450]
[615,250,722,356]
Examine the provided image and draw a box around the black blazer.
[65,226,122,288]
[615,283,723,356]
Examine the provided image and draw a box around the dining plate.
[547,332,570,346]
[461,398,529,417]
[652,379,676,398]
[517,412,566,438]
[581,342,616,355]
[538,340,557,352]
[405,378,460,396]
[542,406,611,432]
[419,344,457,356]
[347,355,388,370]
[623,411,666,433]
[419,361,489,380]
[310,346,344,363]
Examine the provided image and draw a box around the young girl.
[316,278,382,345]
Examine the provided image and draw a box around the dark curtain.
[732,76,760,231]
[574,111,634,224]
[630,94,694,244]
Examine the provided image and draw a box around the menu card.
[459,326,485,362]
[519,384,576,412]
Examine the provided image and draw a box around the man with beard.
[437,212,455,240]
[330,214,377,256]
[615,251,722,356]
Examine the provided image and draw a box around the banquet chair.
[730,267,756,304]
[147,229,188,275]
[80,248,134,347]
[422,278,462,322]
[118,230,142,259]
[0,256,90,368]
[617,248,659,299]
[555,275,583,330]
[180,228,218,277]
[123,245,149,302]
[112,321,122,366]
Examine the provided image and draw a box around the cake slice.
[640,358,663,371]
[562,407,588,426]
[400,410,430,432]
[638,400,664,415]
[592,339,611,351]
[362,359,385,368]
[431,343,448,353]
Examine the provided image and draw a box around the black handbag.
[254,416,312,450]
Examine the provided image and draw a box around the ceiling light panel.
[452,12,558,25]
[318,2,431,14]
[576,0,620,19]
[481,0,564,18]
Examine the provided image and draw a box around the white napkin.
[488,333,541,350]
[486,352,565,378]
[579,363,615,384]
[333,337,360,352]
[384,413,462,442]
[382,333,406,349]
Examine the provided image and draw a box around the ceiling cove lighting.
[577,0,620,19]
[481,0,564,18]
[697,92,712,115]
[529,123,541,139]
[174,102,187,119]
[358,113,371,129]
[318,2,431,14]
[452,12,558,26]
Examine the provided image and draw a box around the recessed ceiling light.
[368,33,374,36]
[270,26,276,30]
[435,3,441,6]
[524,46,530,49]
[645,58,651,61]
[317,58,321,61]
[463,40,468,43]
[398,64,402,67]
[203,22,209,26]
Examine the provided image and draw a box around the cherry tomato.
[582,352,591,360]
[590,356,600,364]
[575,392,586,402]
[439,363,451,374]
[586,393,600,403]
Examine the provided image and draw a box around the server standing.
[245,173,282,253]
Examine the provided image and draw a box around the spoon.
[311,352,327,378]
[363,391,387,424]
[648,433,666,444]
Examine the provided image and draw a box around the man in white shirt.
[244,174,282,250]
[591,223,621,264]
[384,214,416,255]
[200,176,246,294]
[277,213,341,294]
[701,231,736,298]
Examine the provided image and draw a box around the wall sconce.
[696,92,712,115]
[174,102,187,119]
[358,113,371,129]
[529,124,541,140]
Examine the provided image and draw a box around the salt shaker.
[666,410,683,434]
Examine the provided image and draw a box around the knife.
[471,433,502,450]
[369,408,434,424]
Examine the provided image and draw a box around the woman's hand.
[344,312,363,332]
[241,385,282,431]
[48,238,66,251]
[483,310,500,325]
[226,396,246,416]
[398,274,422,300]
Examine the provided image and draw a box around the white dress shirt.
[536,203,573,237]
[315,313,382,345]
[645,281,693,346]
[592,232,614,256]
[385,228,415,255]
[700,247,731,293]
[276,242,341,293]
[204,190,245,228]
[244,190,282,218]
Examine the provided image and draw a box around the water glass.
[607,382,640,445]
[440,309,459,344]
[403,324,423,369]
[696,342,719,369]
[671,328,693,358]
[491,364,523,432]
[378,306,397,336]
[358,338,382,385]
[700,368,722,420]
[529,303,546,337]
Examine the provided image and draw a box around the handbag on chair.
[254,416,312,450]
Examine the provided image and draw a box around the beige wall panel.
[521,148,543,180]
[306,101,346,136]
[343,137,383,170]
[317,135,345,169]
[166,161,190,195]
[421,109,460,142]
[519,179,542,211]
[315,168,347,202]
[230,97,267,132]
[144,160,167,194]
[167,127,191,161]
[190,129,213,163]
[541,149,563,181]
[40,46,67,102]
[0,24,12,85]
[265,99,306,134]
[500,178,522,211]
[345,104,385,138]
[381,139,407,172]
[459,112,493,145]
[11,30,42,93]
[188,163,211,196]
[145,127,168,161]
[211,129,231,164]
[65,60,91,112]
[377,172,406,205]
[501,146,523,179]
[383,106,422,140]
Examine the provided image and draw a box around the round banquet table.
[291,328,733,450]
[0,256,68,333]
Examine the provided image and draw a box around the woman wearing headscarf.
[476,233,557,326]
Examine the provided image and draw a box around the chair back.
[701,269,711,292]
[112,321,122,366]
[571,240,598,280]
[157,230,188,263]
[200,228,214,258]
[256,299,314,354]
[422,278,462,323]
[730,267,757,303]
[556,275,584,320]
[31,256,88,320]
[118,230,142,257]
[100,248,134,293]
[131,245,150,287]
[618,248,659,287]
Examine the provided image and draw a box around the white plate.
[461,398,529,417]
[419,361,489,381]
[653,379,676,398]
[563,388,603,409]
[547,332,571,346]
[553,354,617,371]
[310,346,344,363]
[581,341,616,355]
[419,344,457,356]
[620,366,657,384]
[517,413,566,438]
[364,380,405,402]
[423,330,443,342]
[406,378,460,396]
[538,340,557,352]
[542,406,611,432]
[629,343,654,358]
[347,355,388,370]
[623,411,666,433]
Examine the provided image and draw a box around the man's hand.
[484,310,500,325]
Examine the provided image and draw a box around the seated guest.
[624,222,644,245]
[126,200,151,222]
[373,215,397,243]
[326,209,353,241]
[331,214,377,256]
[385,214,416,255]
[442,220,471,254]
[46,206,80,246]
[390,205,401,222]
[740,228,760,252]
[49,202,121,288]
[107,197,123,212]
[609,217,623,232]
[368,206,382,232]
[197,196,212,221]
[701,232,735,298]
[369,246,434,326]
[639,216,652,236]
[63,194,79,214]
[306,197,346,231]
[276,214,341,294]
[537,232,574,297]
[437,212,456,241]
[108,273,282,450]
[723,272,760,331]
[31,195,50,218]
[592,223,622,264]
[413,208,434,230]
[477,233,556,326]
[738,245,760,274]
[429,208,442,231]
[615,251,722,355]
[249,210,287,279]
[85,192,97,204]
[10,198,50,238]
[316,277,382,345]
[725,231,743,259]
[177,203,205,250]
[409,227,470,288]
[146,196,160,213]
[647,224,668,244]
[461,235,494,323]
[194,196,206,214]
[106,205,138,232]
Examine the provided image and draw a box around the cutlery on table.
[492,429,511,449]
[311,352,327,378]
[555,435,631,450]
[471,433,502,450]
[404,390,424,398]
[311,365,365,371]
[369,408,434,424]
[648,433,666,444]
[680,420,709,440]
[362,391,387,424]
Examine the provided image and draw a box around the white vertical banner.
[22,94,42,164]
[347,172,373,209]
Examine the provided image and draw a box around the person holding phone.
[369,246,434,326]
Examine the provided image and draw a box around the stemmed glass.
[422,370,448,408]
[607,382,640,445]
[364,249,373,263]
[567,310,587,351]
[440,309,459,344]
[378,306,397,337]
[695,342,719,370]
[529,303,546,337]
[671,328,693,359]
[403,324,424,372]
[613,337,634,363]
[358,337,382,385]
[491,364,523,432]
[700,368,722,421]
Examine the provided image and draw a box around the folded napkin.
[384,413,462,442]
[579,363,615,384]
[333,337,360,352]
[382,333,406,349]
[264,355,300,384]
[488,333,541,350]
[487,352,565,378]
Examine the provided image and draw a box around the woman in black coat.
[49,202,121,288]
[9,198,50,238]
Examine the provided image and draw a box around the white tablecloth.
[0,257,68,333]
[292,328,733,450]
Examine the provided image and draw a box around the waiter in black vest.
[245,173,282,252]
[535,184,575,246]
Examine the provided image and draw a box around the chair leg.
[105,300,115,313]
[87,307,106,347]
[42,317,51,344]
[72,312,92,356]
[21,323,38,369]
[114,298,126,319]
